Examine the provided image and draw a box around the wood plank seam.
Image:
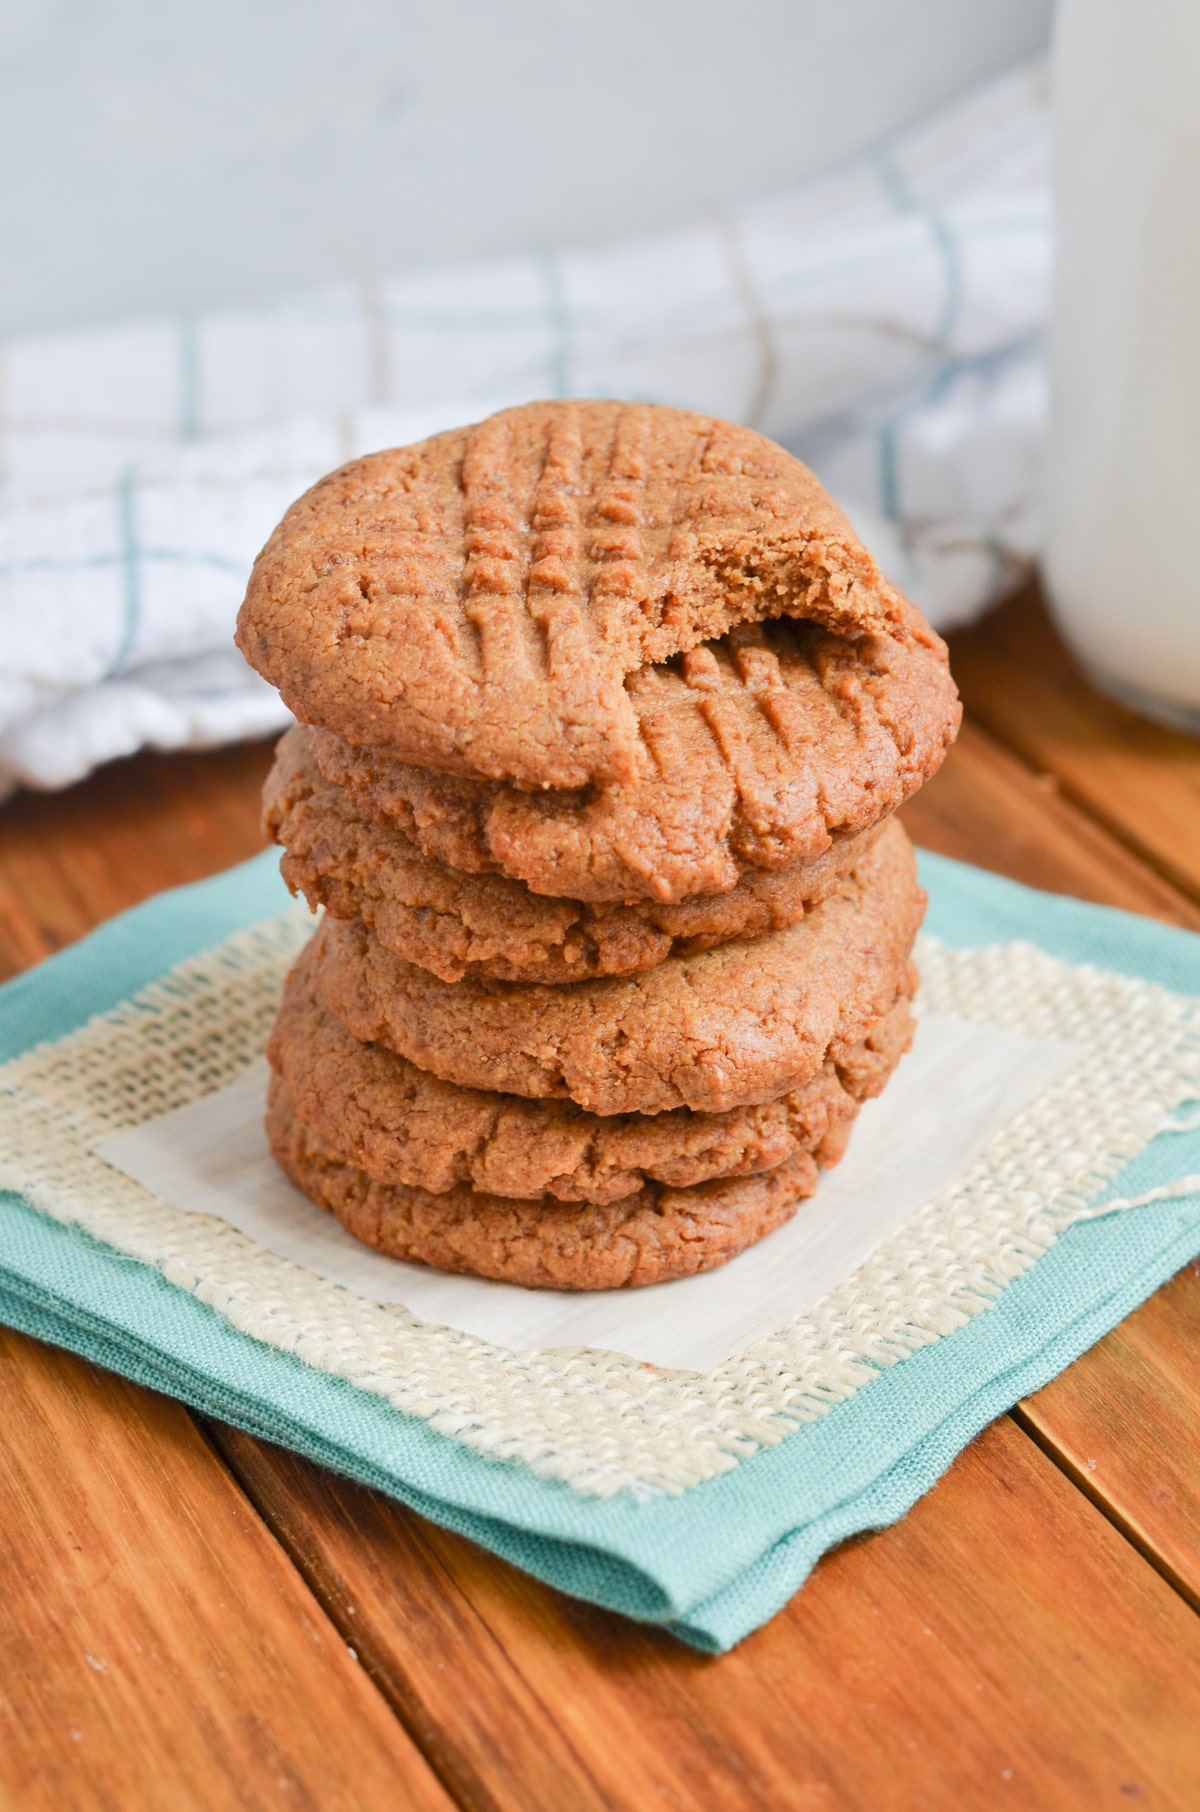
[966,699,1200,915]
[200,1416,1200,1811]
[208,1357,1200,1673]
[208,1405,1165,1675]
[0,1328,457,1812]
[205,1419,610,1812]
[195,1412,503,1812]
[903,700,1200,1618]
[1010,1403,1200,1619]
[946,587,1200,913]
[927,695,1200,1618]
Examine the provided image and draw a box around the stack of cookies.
[236,401,960,1290]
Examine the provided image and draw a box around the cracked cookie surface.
[307,601,957,904]
[266,726,883,982]
[307,820,925,1116]
[268,1072,834,1290]
[270,943,915,1203]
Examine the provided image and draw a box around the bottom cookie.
[268,1073,834,1290]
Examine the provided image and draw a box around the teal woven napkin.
[1,849,1198,1652]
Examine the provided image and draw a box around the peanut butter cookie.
[266,726,882,982]
[270,943,915,1203]
[307,820,924,1116]
[237,400,916,790]
[307,598,956,904]
[269,1072,833,1290]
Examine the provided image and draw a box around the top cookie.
[236,400,907,790]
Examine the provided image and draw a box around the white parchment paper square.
[98,1013,1079,1373]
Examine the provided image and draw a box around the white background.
[2,0,1050,337]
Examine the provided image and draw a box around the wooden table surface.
[2,586,1200,1811]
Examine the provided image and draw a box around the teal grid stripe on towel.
[1,849,1198,1652]
[0,59,1049,800]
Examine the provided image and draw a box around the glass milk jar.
[1045,0,1200,731]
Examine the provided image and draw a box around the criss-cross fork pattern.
[307,608,958,904]
[238,401,899,789]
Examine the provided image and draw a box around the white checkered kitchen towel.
[0,59,1048,797]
